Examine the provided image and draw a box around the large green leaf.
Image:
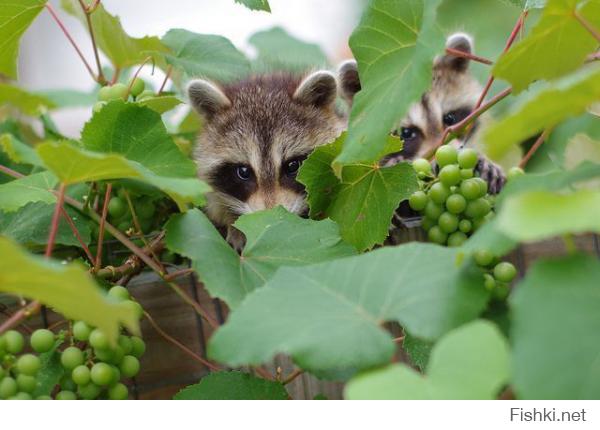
[60,0,168,69]
[37,141,208,208]
[485,65,600,160]
[345,320,510,399]
[0,83,56,116]
[512,254,600,399]
[298,134,419,251]
[0,202,91,248]
[165,207,356,309]
[0,171,57,212]
[234,0,271,12]
[493,0,600,92]
[174,371,288,400]
[0,237,139,342]
[161,29,250,82]
[249,27,328,71]
[335,0,445,164]
[0,133,43,167]
[208,243,488,373]
[0,0,47,78]
[136,95,182,114]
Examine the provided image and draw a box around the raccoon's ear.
[293,71,337,108]
[436,33,474,73]
[338,59,361,103]
[187,79,231,119]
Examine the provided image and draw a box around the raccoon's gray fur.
[187,71,345,248]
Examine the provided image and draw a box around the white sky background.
[19,0,362,136]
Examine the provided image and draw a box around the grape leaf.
[234,0,271,12]
[208,244,488,373]
[498,0,546,8]
[0,0,47,79]
[0,202,91,248]
[0,134,43,167]
[249,27,328,71]
[0,237,139,342]
[0,83,56,116]
[174,371,288,400]
[345,320,510,399]
[512,254,600,399]
[161,29,250,82]
[402,333,433,371]
[165,207,356,309]
[298,133,419,251]
[0,171,58,212]
[37,141,209,209]
[334,0,445,165]
[485,65,600,160]
[136,95,182,114]
[497,189,600,242]
[493,0,600,92]
[60,0,168,69]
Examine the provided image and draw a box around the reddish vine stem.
[158,66,173,95]
[574,11,600,43]
[282,368,304,385]
[45,4,97,82]
[445,47,493,65]
[59,207,95,264]
[94,183,112,271]
[143,311,221,372]
[166,281,219,329]
[77,0,106,85]
[586,51,600,62]
[0,164,24,178]
[519,129,550,168]
[253,366,275,380]
[163,268,195,281]
[110,68,121,85]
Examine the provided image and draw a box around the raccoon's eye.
[443,109,471,127]
[400,127,419,141]
[235,165,252,181]
[284,159,301,177]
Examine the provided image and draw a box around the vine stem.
[282,368,304,385]
[574,11,600,43]
[158,66,173,95]
[519,129,550,168]
[166,282,219,329]
[77,0,107,85]
[59,207,95,264]
[445,47,493,65]
[94,183,112,271]
[45,4,98,82]
[163,268,195,281]
[143,311,221,372]
[125,56,155,99]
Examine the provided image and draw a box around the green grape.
[117,221,131,232]
[427,226,448,245]
[424,200,443,221]
[108,197,127,219]
[16,374,37,393]
[107,83,128,101]
[135,199,155,219]
[457,148,478,169]
[473,177,488,196]
[412,158,432,175]
[465,198,491,219]
[438,164,461,186]
[36,395,52,400]
[139,218,153,233]
[4,330,24,354]
[93,348,114,362]
[460,168,474,179]
[61,346,84,370]
[108,285,130,302]
[483,273,496,291]
[78,383,101,400]
[459,179,482,200]
[438,212,458,234]
[10,392,32,400]
[507,166,525,181]
[72,365,91,386]
[0,367,5,380]
[56,390,77,400]
[458,219,472,233]
[89,329,109,350]
[0,335,6,352]
[110,365,121,385]
[445,194,466,214]
[108,382,129,400]
[130,78,145,97]
[130,337,146,358]
[98,86,113,101]
[435,145,458,167]
[17,354,41,376]
[421,217,435,231]
[137,89,155,101]
[118,336,133,355]
[0,377,18,399]
[428,182,450,205]
[30,329,55,353]
[91,362,114,386]
[474,249,494,267]
[123,300,144,320]
[447,231,467,247]
[409,191,427,211]
[493,262,517,283]
[119,355,140,378]
[72,321,92,342]
[493,284,510,300]
[93,101,106,113]
[108,345,125,365]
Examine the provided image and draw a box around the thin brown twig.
[77,0,106,85]
[445,47,493,65]
[125,56,154,99]
[59,207,95,264]
[519,129,550,168]
[143,311,221,371]
[393,336,405,343]
[163,268,195,281]
[94,183,112,271]
[574,11,600,43]
[166,281,219,329]
[253,366,275,380]
[282,368,304,385]
[158,66,173,95]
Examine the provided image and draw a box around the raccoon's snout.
[247,189,307,215]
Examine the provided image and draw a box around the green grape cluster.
[473,250,518,300]
[93,78,153,113]
[409,146,495,247]
[0,286,145,400]
[107,188,157,235]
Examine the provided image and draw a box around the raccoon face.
[339,33,484,161]
[188,71,344,228]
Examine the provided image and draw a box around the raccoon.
[187,71,345,248]
[338,33,506,193]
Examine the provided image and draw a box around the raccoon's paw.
[226,226,246,253]
[475,157,506,194]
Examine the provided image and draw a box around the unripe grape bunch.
[0,286,145,400]
[94,77,152,113]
